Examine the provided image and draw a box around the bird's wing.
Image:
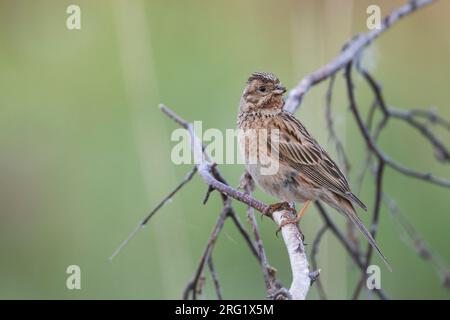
[269,112,367,211]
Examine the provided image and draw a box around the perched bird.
[237,71,390,269]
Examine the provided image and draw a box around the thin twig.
[352,161,385,300]
[310,224,328,300]
[228,212,261,260]
[183,202,231,300]
[354,99,379,194]
[389,107,450,162]
[382,192,450,289]
[315,202,389,300]
[407,107,450,131]
[324,74,361,257]
[325,75,351,174]
[109,166,197,260]
[207,256,223,300]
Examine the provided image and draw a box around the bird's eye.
[258,86,266,92]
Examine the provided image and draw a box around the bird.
[237,71,390,269]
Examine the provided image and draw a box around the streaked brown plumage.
[237,71,390,269]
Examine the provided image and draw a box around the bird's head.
[240,72,286,112]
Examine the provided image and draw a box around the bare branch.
[272,211,312,300]
[183,202,230,300]
[241,172,284,298]
[345,63,450,188]
[284,0,436,113]
[356,58,450,163]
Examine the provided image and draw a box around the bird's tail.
[338,197,392,271]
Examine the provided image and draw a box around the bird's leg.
[297,200,311,220]
[276,200,311,238]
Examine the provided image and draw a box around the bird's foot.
[275,215,304,241]
[265,201,296,216]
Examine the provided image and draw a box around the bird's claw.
[275,215,305,240]
[265,201,296,216]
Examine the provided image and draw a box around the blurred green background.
[0,0,449,299]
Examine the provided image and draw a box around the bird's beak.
[273,84,286,95]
